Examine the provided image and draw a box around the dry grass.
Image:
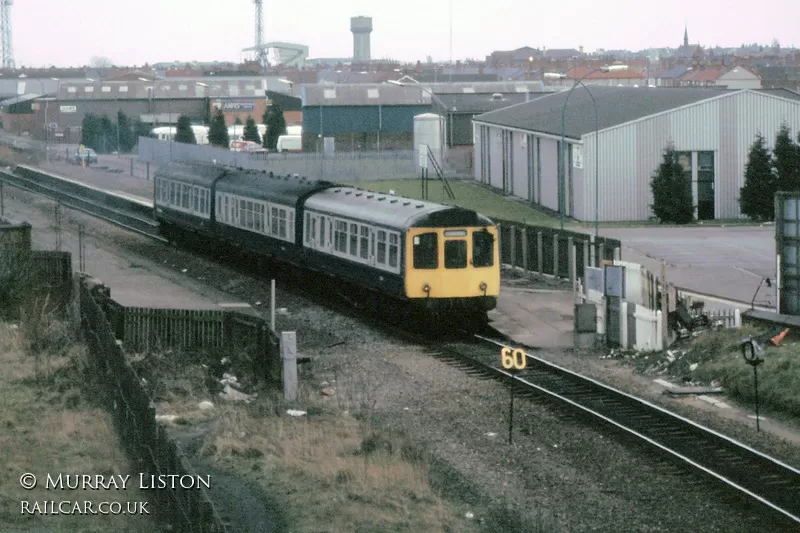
[195,383,480,533]
[0,322,155,532]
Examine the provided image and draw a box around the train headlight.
[479,282,487,291]
[422,284,431,294]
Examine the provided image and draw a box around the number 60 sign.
[500,347,527,371]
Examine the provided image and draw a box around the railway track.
[0,168,165,242]
[418,331,800,527]
[6,161,800,527]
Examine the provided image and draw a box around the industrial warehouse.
[472,86,800,221]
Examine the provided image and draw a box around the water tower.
[350,16,372,62]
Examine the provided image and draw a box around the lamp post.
[387,77,449,172]
[556,64,628,232]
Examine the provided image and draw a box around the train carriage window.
[349,223,359,256]
[261,204,267,233]
[193,187,200,212]
[472,230,494,267]
[413,233,438,269]
[376,230,387,264]
[224,196,229,222]
[279,209,288,239]
[444,240,467,269]
[239,200,246,228]
[335,220,347,252]
[370,232,375,260]
[169,182,176,205]
[319,216,326,248]
[182,185,190,209]
[311,217,317,241]
[360,226,369,259]
[271,207,279,236]
[288,210,294,240]
[254,203,262,232]
[305,213,311,242]
[247,201,254,229]
[389,234,399,269]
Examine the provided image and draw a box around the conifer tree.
[208,109,230,148]
[175,115,197,144]
[243,115,261,144]
[773,123,800,191]
[739,133,777,221]
[263,103,286,150]
[650,143,694,224]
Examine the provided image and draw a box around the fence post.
[146,162,150,181]
[130,158,134,176]
[589,234,595,266]
[656,310,663,351]
[510,225,517,274]
[537,231,543,275]
[270,279,276,333]
[281,331,298,402]
[553,234,559,278]
[568,236,576,295]
[614,246,621,261]
[521,228,528,275]
[620,301,628,349]
[734,308,742,328]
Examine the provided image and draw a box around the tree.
[243,115,261,144]
[175,115,197,144]
[650,143,694,224]
[263,103,286,150]
[773,123,800,192]
[134,121,155,142]
[116,111,135,153]
[80,114,99,150]
[208,108,230,148]
[89,56,114,68]
[234,116,243,126]
[739,133,777,221]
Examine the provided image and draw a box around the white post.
[270,279,276,332]
[281,331,298,402]
[660,260,668,343]
[655,310,663,351]
[620,301,628,349]
[734,308,742,328]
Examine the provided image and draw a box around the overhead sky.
[12,0,800,67]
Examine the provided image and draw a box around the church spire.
[683,24,689,47]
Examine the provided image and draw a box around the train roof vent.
[390,199,398,203]
[378,196,386,201]
[355,192,363,197]
[334,189,341,193]
[367,194,374,199]
[403,201,410,206]
[416,204,424,208]
[345,190,352,195]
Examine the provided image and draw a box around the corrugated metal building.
[472,87,800,222]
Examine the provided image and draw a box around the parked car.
[71,148,98,164]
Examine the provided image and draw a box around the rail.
[0,168,164,242]
[424,332,800,527]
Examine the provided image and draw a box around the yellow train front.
[302,187,500,325]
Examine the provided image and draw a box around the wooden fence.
[494,219,622,281]
[80,278,231,533]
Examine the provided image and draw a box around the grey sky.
[13,0,800,67]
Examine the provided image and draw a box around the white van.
[276,134,302,153]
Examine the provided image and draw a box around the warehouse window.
[472,230,494,267]
[376,230,387,264]
[444,240,467,269]
[413,233,438,269]
[360,226,369,260]
[389,234,399,269]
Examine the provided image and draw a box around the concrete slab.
[490,286,575,349]
[599,226,776,307]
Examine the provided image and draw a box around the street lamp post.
[555,65,628,233]
[387,77,449,173]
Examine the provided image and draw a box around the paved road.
[600,226,777,308]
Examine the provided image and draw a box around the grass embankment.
[144,351,483,533]
[355,178,562,228]
[0,321,154,532]
[614,325,800,418]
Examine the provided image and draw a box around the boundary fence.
[80,277,232,532]
[495,219,622,281]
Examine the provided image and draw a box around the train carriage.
[303,187,500,318]
[154,162,221,239]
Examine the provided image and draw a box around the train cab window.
[472,230,495,267]
[389,234,399,268]
[360,226,369,260]
[413,233,438,269]
[444,240,467,269]
[349,223,359,256]
[376,230,387,264]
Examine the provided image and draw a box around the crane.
[1,0,14,69]
[254,0,267,71]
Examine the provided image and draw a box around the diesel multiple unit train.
[153,162,501,323]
